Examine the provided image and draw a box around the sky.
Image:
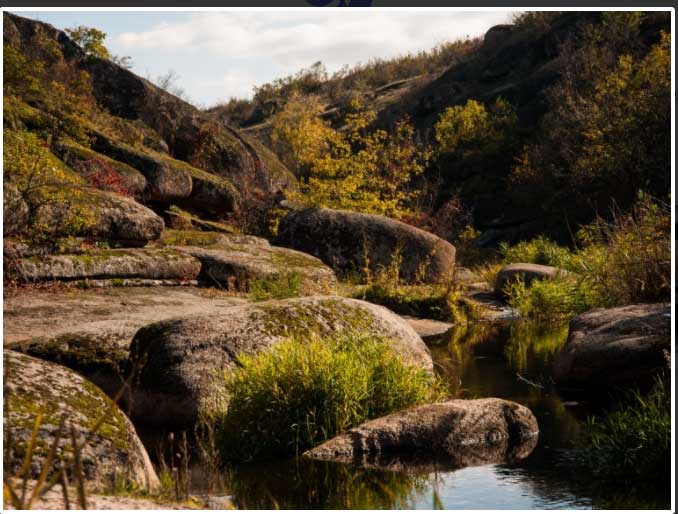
[12,10,513,108]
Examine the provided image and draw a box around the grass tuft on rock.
[248,272,303,301]
[215,333,444,462]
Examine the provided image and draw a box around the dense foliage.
[216,334,442,462]
[502,196,670,320]
[271,96,430,217]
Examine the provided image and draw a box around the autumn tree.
[65,26,110,59]
[271,97,430,218]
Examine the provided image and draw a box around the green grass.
[502,196,670,320]
[355,283,478,323]
[248,272,303,301]
[582,379,670,489]
[215,333,444,462]
[499,235,574,269]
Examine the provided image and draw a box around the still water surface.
[179,322,666,509]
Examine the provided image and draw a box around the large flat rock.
[5,248,202,283]
[4,287,247,400]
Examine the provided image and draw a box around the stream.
[148,321,669,509]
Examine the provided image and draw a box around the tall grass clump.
[216,333,444,462]
[499,235,574,269]
[504,196,670,320]
[581,379,670,489]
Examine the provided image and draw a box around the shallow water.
[172,322,667,509]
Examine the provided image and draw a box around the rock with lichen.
[129,296,433,428]
[3,350,159,492]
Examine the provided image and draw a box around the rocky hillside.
[3,12,296,245]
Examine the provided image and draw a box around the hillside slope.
[3,12,296,243]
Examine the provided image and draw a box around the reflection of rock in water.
[304,399,538,471]
[323,434,539,473]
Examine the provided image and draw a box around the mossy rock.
[52,139,148,197]
[3,350,159,491]
[129,296,433,428]
[7,331,132,402]
[5,248,201,283]
[276,207,456,284]
[174,242,337,295]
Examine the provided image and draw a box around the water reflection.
[183,321,668,509]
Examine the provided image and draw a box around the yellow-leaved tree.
[271,95,430,218]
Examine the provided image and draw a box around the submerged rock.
[276,207,456,283]
[5,248,201,283]
[129,296,433,427]
[494,262,568,299]
[553,303,670,392]
[3,351,158,491]
[303,399,538,470]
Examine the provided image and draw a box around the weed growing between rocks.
[248,272,303,301]
[215,333,444,462]
[353,247,479,323]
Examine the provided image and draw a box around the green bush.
[582,380,670,489]
[216,333,443,462]
[499,235,574,269]
[503,196,669,320]
[248,272,303,301]
[505,276,603,321]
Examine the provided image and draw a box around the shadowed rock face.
[303,399,538,470]
[276,207,456,283]
[3,351,159,491]
[128,296,433,428]
[554,303,670,393]
[494,262,568,299]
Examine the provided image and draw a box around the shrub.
[582,379,670,489]
[499,235,574,269]
[505,276,603,321]
[248,272,303,301]
[572,195,670,305]
[502,196,669,320]
[216,333,443,462]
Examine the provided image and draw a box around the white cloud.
[112,11,512,103]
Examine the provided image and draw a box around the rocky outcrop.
[28,190,165,245]
[3,351,159,491]
[494,263,568,298]
[5,248,201,283]
[4,286,248,400]
[276,207,456,283]
[3,182,29,236]
[4,12,297,227]
[303,399,538,470]
[53,139,148,198]
[174,242,337,294]
[553,303,671,392]
[129,296,433,427]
